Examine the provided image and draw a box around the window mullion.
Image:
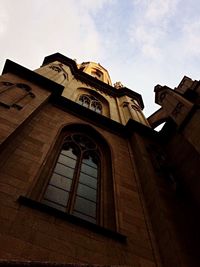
[68,151,83,214]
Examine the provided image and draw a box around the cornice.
[50,95,158,139]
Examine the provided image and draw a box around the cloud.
[182,19,200,57]
[0,0,106,70]
[0,3,9,36]
[145,0,179,22]
[78,0,114,12]
[128,0,180,59]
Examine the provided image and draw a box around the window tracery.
[78,94,102,114]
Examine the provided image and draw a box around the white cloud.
[145,0,179,22]
[182,20,200,57]
[129,0,180,59]
[78,0,114,12]
[0,4,9,36]
[0,0,106,69]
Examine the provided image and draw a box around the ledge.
[51,95,158,139]
[0,261,131,267]
[18,196,126,243]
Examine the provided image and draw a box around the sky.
[1,0,200,117]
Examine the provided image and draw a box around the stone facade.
[0,53,200,267]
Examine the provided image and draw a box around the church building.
[0,53,200,267]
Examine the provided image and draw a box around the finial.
[114,81,124,89]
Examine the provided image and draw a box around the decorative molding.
[172,102,184,118]
[0,81,35,110]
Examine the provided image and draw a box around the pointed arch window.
[78,94,102,114]
[42,133,100,224]
[22,125,118,234]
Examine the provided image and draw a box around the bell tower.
[2,52,200,266]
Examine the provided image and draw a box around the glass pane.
[79,172,97,189]
[49,173,72,191]
[74,196,96,218]
[82,156,97,168]
[42,199,66,212]
[58,154,76,168]
[81,163,97,177]
[73,211,96,224]
[77,183,97,202]
[61,148,77,159]
[43,185,69,206]
[54,163,74,178]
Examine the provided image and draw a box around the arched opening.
[30,124,116,230]
[74,88,110,117]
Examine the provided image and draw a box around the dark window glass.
[81,163,97,178]
[43,185,69,206]
[58,154,76,168]
[54,163,74,178]
[79,172,97,189]
[82,156,97,168]
[42,134,100,224]
[77,183,97,202]
[61,148,77,159]
[49,173,72,191]
[74,196,96,218]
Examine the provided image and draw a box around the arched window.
[42,133,100,224]
[27,125,116,230]
[78,94,102,114]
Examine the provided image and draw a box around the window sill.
[18,196,126,243]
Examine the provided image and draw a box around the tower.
[0,53,200,267]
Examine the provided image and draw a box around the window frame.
[41,133,101,224]
[78,94,102,114]
[27,125,116,231]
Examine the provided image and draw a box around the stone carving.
[131,104,141,112]
[159,91,167,103]
[0,81,35,110]
[172,102,184,117]
[114,81,124,89]
[49,64,69,81]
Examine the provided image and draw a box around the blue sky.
[1,0,200,116]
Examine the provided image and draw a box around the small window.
[91,69,103,80]
[78,94,102,114]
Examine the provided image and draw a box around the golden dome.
[78,62,112,86]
